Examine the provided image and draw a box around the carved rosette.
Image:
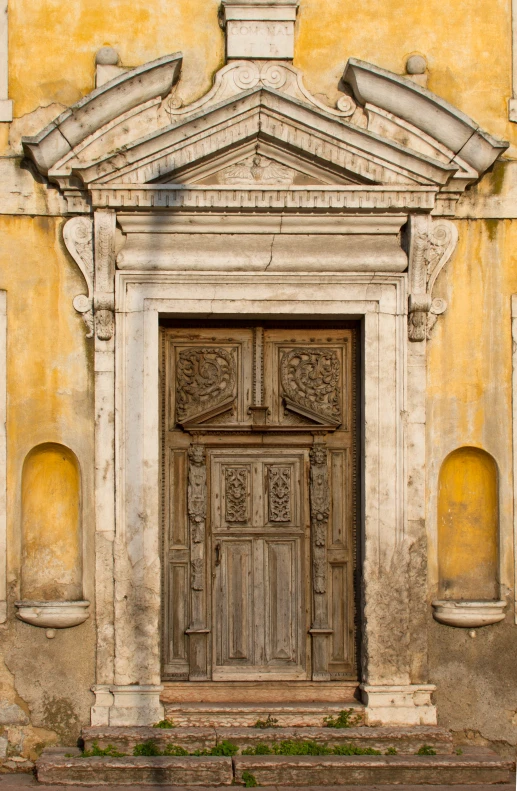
[408,216,459,341]
[268,466,291,523]
[309,446,330,595]
[225,467,249,523]
[188,445,207,544]
[281,348,341,425]
[176,347,237,425]
[63,217,94,338]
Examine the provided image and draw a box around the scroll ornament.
[310,446,330,594]
[63,217,94,338]
[165,60,356,122]
[408,217,459,341]
[63,216,116,341]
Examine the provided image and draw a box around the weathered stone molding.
[407,216,458,341]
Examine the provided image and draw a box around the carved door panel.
[211,451,308,680]
[161,324,357,683]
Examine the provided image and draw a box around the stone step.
[36,752,233,787]
[162,702,365,727]
[82,725,453,755]
[233,754,515,786]
[36,749,515,787]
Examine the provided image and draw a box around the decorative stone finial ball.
[406,55,427,75]
[96,47,119,66]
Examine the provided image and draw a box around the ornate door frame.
[89,266,436,728]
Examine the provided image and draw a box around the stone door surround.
[87,268,436,728]
[21,44,508,729]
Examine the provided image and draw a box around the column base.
[91,685,164,726]
[361,684,437,726]
[91,685,113,726]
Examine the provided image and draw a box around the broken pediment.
[21,54,508,216]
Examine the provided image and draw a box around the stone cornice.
[88,184,438,212]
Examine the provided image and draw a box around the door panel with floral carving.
[161,323,357,683]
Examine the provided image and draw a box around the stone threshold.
[36,749,515,787]
[161,702,365,727]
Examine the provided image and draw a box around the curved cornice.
[343,58,508,173]
[22,53,183,175]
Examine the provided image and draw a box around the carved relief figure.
[225,467,249,523]
[268,466,291,522]
[191,558,204,591]
[188,445,206,543]
[176,347,237,424]
[221,155,295,186]
[310,447,330,594]
[281,348,341,424]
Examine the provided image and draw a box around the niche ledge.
[432,600,506,628]
[15,600,90,629]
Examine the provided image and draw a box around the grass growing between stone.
[322,708,362,728]
[153,719,176,729]
[242,740,382,756]
[77,737,404,759]
[417,745,437,755]
[78,742,126,758]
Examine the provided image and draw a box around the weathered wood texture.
[161,324,357,687]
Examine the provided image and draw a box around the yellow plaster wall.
[427,218,517,596]
[8,0,517,152]
[0,216,93,600]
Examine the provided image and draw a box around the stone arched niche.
[21,443,82,601]
[437,446,498,601]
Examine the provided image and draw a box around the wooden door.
[211,449,308,680]
[161,323,357,683]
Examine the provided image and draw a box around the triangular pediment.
[64,86,458,190]
[21,55,508,210]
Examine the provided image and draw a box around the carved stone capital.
[407,216,458,342]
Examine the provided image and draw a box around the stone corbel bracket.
[63,217,94,338]
[63,214,116,341]
[407,216,459,342]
